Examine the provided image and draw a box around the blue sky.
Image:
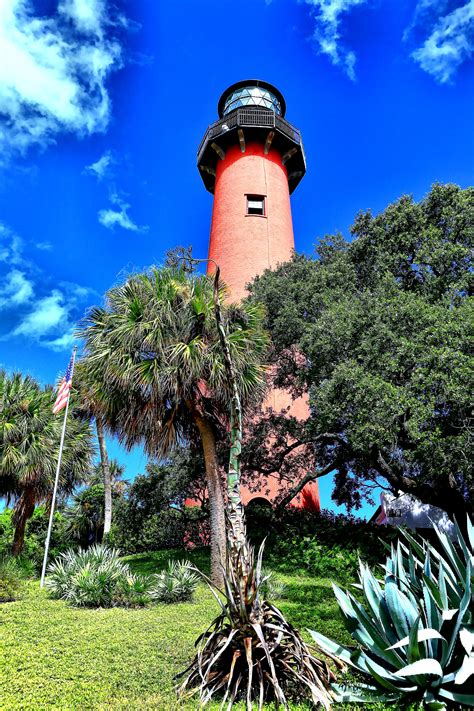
[0,1,473,517]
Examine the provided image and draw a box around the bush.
[150,560,199,603]
[0,507,73,571]
[311,517,474,708]
[110,503,210,555]
[46,545,151,608]
[0,556,23,602]
[247,507,395,581]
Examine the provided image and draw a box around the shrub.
[0,507,73,570]
[0,556,23,602]
[150,560,199,603]
[46,545,150,608]
[272,536,360,582]
[311,517,474,708]
[248,507,395,580]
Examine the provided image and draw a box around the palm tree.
[72,365,114,536]
[78,267,268,583]
[0,370,95,555]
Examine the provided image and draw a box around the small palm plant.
[150,560,199,603]
[46,544,151,608]
[310,517,474,709]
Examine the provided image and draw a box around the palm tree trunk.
[191,409,226,587]
[96,417,112,537]
[12,489,36,556]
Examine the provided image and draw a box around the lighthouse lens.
[223,86,282,116]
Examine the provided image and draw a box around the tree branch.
[275,460,338,511]
[245,432,347,476]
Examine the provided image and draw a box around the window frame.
[246,194,266,217]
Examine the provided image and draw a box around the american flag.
[52,352,75,414]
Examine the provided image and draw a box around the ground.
[0,549,392,710]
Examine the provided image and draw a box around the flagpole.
[40,347,77,588]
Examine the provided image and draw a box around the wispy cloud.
[0,222,23,264]
[0,0,125,163]
[84,150,114,181]
[408,0,474,83]
[0,269,34,308]
[298,0,474,82]
[35,241,53,251]
[83,151,148,232]
[12,290,68,338]
[304,0,369,80]
[98,194,147,232]
[0,222,92,350]
[44,328,76,352]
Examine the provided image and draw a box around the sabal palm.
[0,370,95,554]
[78,267,269,583]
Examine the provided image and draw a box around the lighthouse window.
[247,195,265,216]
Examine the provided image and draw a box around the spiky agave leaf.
[310,515,474,708]
[177,541,337,710]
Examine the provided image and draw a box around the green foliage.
[150,560,199,603]
[248,508,394,581]
[0,506,72,570]
[311,517,474,708]
[248,184,473,516]
[63,483,107,546]
[0,555,23,602]
[0,546,366,709]
[177,542,335,709]
[78,266,269,458]
[46,544,150,608]
[0,508,14,556]
[275,537,359,583]
[111,453,208,554]
[0,370,95,554]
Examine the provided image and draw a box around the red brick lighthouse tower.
[197,80,320,510]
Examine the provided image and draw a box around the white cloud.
[35,241,53,251]
[0,269,34,308]
[409,0,474,83]
[59,0,106,36]
[0,0,124,163]
[12,290,67,338]
[0,222,23,264]
[98,194,147,232]
[0,222,91,350]
[45,327,76,352]
[84,150,113,180]
[304,0,369,80]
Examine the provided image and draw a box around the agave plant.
[310,517,474,709]
[46,544,149,608]
[150,560,199,603]
[177,541,337,710]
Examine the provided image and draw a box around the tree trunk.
[96,417,112,537]
[192,410,226,587]
[212,267,247,562]
[12,490,36,556]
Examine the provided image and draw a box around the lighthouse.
[197,80,320,510]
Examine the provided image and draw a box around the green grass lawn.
[0,549,391,710]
